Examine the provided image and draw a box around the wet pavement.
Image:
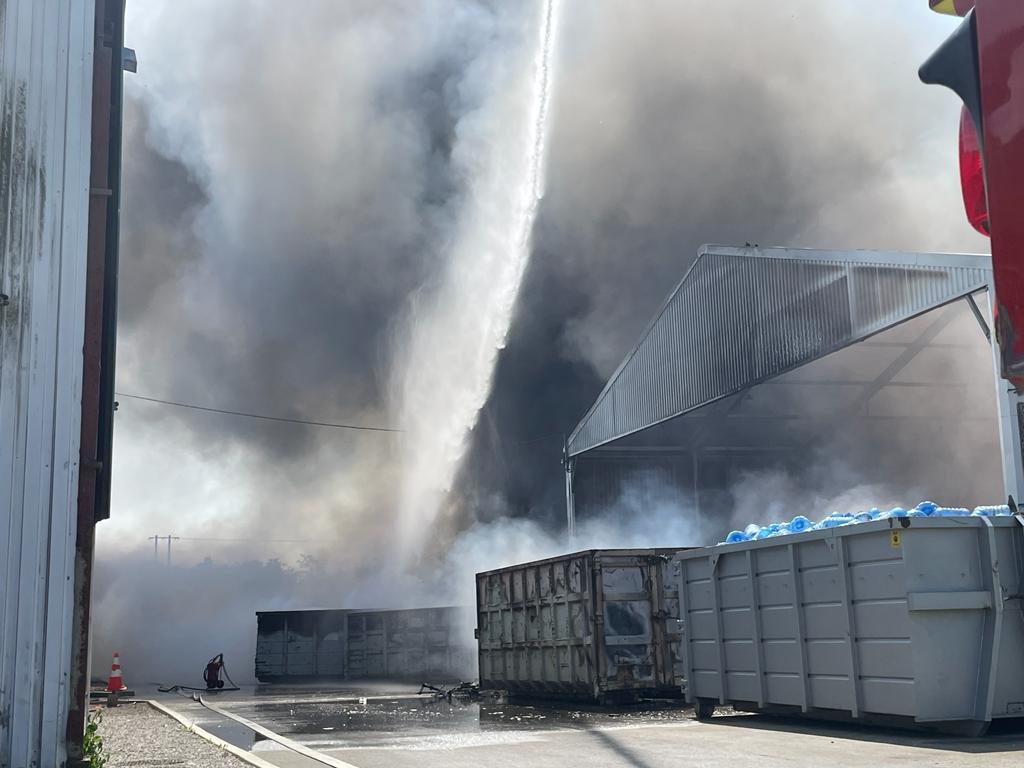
[152,682,698,752]
[144,682,1024,768]
[240,692,696,752]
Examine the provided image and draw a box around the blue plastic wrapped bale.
[717,500,1012,545]
[789,515,813,533]
[972,505,1012,517]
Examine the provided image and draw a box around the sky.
[101,1,986,565]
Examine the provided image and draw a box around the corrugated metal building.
[564,246,1004,533]
[1,2,125,765]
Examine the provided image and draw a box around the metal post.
[988,292,1024,502]
[563,442,576,545]
[692,451,701,518]
[166,535,171,566]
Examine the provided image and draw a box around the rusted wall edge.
[67,0,125,762]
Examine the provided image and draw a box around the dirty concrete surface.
[96,700,253,768]
[143,683,1024,768]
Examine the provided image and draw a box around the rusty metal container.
[475,549,688,703]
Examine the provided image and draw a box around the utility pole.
[147,534,180,564]
[165,534,180,565]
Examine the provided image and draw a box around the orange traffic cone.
[106,652,127,692]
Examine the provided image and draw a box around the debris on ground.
[418,681,482,703]
[96,701,252,768]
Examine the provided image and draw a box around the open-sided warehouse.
[564,245,1003,533]
[255,607,475,682]
[476,549,689,703]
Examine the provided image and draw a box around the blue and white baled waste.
[721,501,1014,544]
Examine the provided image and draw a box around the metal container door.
[597,556,659,693]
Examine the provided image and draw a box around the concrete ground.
[97,701,253,768]
[140,683,1024,768]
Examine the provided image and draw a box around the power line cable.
[114,392,402,433]
[116,392,569,445]
[175,536,344,544]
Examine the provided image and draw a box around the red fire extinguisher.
[203,653,225,689]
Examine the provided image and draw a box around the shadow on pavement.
[579,721,661,768]
[704,712,1024,754]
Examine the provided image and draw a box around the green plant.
[83,711,107,768]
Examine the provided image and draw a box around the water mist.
[391,0,561,559]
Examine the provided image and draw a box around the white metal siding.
[1,2,95,766]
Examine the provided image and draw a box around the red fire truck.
[922,1,1024,387]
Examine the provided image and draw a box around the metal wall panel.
[0,2,95,766]
[568,247,992,456]
[676,517,1024,728]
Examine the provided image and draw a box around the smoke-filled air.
[97,0,992,684]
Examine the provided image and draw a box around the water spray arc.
[392,0,562,557]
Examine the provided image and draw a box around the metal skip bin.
[255,607,474,682]
[476,549,687,703]
[675,517,1024,730]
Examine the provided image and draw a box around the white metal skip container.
[675,516,1024,732]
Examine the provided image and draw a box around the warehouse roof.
[567,246,993,457]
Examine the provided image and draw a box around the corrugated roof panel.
[0,1,95,765]
[567,246,991,457]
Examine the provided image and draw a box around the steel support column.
[991,296,1024,502]
[563,449,576,544]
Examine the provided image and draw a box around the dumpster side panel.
[256,607,470,682]
[992,524,1024,717]
[286,611,318,676]
[316,611,347,677]
[904,524,987,721]
[677,518,1024,728]
[477,553,598,698]
[344,607,471,680]
[255,612,288,681]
